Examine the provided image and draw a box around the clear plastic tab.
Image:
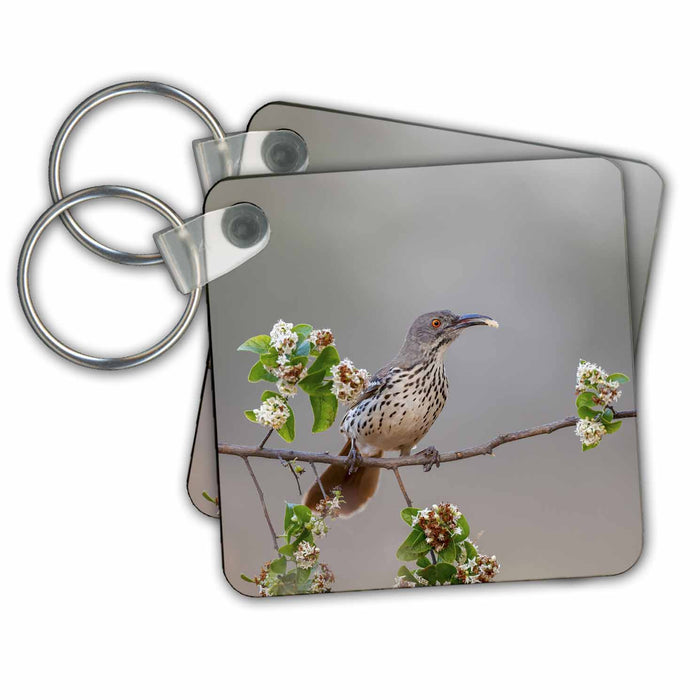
[154,204,270,293]
[193,130,309,193]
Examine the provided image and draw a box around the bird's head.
[403,310,499,357]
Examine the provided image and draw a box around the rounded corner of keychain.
[202,154,642,596]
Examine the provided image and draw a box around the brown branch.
[241,456,278,553]
[219,411,637,470]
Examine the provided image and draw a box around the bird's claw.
[346,443,361,476]
[420,446,441,472]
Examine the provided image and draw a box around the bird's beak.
[450,313,499,330]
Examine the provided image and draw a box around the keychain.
[17,80,652,597]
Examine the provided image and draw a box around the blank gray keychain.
[187,102,663,518]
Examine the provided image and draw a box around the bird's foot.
[346,442,362,476]
[419,445,441,472]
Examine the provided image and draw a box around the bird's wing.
[348,363,395,409]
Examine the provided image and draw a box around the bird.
[303,310,498,518]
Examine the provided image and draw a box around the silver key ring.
[49,81,227,266]
[18,185,201,370]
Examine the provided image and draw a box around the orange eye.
[431,318,442,328]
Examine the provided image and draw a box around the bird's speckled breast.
[341,361,448,452]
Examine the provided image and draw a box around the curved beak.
[450,313,499,330]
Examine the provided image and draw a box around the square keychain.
[203,157,639,595]
[188,103,662,518]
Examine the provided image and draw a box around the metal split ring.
[48,81,227,266]
[17,185,201,370]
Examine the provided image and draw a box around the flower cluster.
[454,548,501,584]
[314,487,344,519]
[309,328,334,350]
[310,563,335,593]
[395,503,499,587]
[241,320,366,438]
[270,320,298,355]
[253,395,290,430]
[574,360,630,451]
[331,358,370,404]
[412,503,463,552]
[242,502,336,596]
[575,360,622,407]
[294,541,320,569]
[575,418,607,447]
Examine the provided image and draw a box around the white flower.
[393,576,417,589]
[253,396,290,430]
[575,418,606,447]
[576,360,607,393]
[331,359,370,404]
[309,328,335,350]
[293,541,320,569]
[277,380,298,398]
[270,320,298,354]
[307,517,328,538]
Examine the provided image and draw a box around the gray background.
[206,158,640,594]
[187,103,662,517]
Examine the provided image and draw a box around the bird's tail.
[303,440,382,518]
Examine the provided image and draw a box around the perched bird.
[304,310,498,517]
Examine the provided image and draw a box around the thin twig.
[241,456,278,553]
[279,455,302,496]
[258,429,274,449]
[219,411,637,470]
[392,468,413,508]
[309,462,327,500]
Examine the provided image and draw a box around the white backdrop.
[2,2,696,697]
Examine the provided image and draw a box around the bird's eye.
[431,318,442,328]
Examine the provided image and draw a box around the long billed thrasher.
[303,310,498,517]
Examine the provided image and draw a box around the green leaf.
[396,529,430,561]
[438,539,457,564]
[309,345,341,376]
[244,410,257,423]
[201,491,217,504]
[576,392,598,409]
[270,557,287,574]
[298,371,328,395]
[260,390,281,402]
[278,543,295,557]
[600,408,614,424]
[605,420,623,434]
[292,324,313,342]
[310,393,338,433]
[284,503,295,531]
[293,504,312,524]
[578,406,602,420]
[582,443,598,452]
[608,373,629,384]
[397,565,419,584]
[454,515,470,541]
[260,352,280,369]
[417,565,438,586]
[240,574,255,583]
[416,556,431,568]
[436,563,457,584]
[277,406,295,443]
[237,335,271,354]
[295,340,311,357]
[465,541,478,562]
[296,567,311,587]
[401,507,420,526]
[248,360,277,383]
